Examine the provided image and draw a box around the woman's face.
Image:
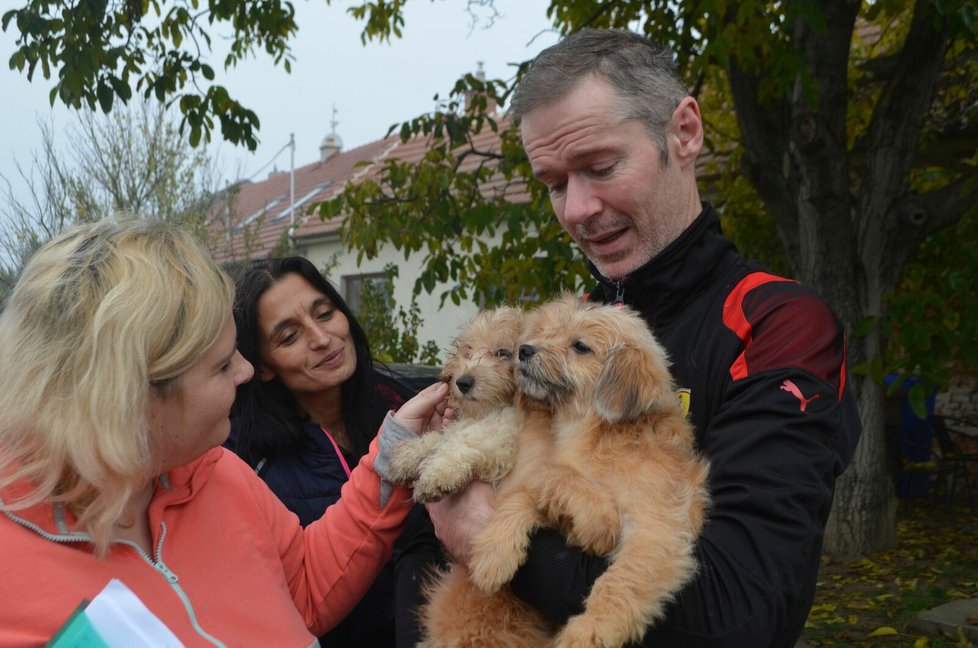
[148,318,254,470]
[255,272,357,398]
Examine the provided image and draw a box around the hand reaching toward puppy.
[393,381,453,434]
[375,382,451,507]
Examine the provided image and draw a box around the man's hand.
[425,480,495,567]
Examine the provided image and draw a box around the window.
[272,181,333,222]
[234,195,286,231]
[343,272,392,315]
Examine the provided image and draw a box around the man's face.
[521,76,701,280]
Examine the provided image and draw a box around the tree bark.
[823,352,898,557]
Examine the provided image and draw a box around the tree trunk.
[823,355,898,557]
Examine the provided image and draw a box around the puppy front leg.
[467,486,543,594]
[387,431,445,485]
[554,524,698,648]
[539,472,620,556]
[413,415,520,502]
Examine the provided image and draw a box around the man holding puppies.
[428,28,861,647]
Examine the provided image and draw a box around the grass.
[803,494,978,647]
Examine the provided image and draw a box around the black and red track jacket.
[510,203,861,647]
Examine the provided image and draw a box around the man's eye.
[571,340,591,355]
[548,181,566,195]
[591,164,614,177]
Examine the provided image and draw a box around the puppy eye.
[571,340,592,355]
[495,348,512,359]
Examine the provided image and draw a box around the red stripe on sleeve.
[722,272,796,380]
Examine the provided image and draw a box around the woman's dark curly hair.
[228,257,408,464]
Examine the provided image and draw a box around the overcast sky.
[1,0,556,206]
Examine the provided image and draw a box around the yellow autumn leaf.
[868,627,899,636]
[913,637,929,647]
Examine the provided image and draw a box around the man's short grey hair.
[510,28,689,160]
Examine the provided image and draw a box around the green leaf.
[109,75,132,101]
[97,80,113,112]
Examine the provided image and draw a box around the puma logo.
[780,379,820,412]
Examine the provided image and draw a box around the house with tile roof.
[207,105,519,360]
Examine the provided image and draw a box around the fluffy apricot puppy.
[388,305,554,648]
[387,305,524,502]
[467,296,710,648]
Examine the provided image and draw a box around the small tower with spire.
[319,104,343,161]
[464,61,496,115]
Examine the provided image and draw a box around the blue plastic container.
[885,375,937,498]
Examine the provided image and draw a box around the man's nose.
[560,176,601,227]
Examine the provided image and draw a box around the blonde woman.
[0,218,449,646]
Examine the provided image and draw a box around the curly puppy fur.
[387,305,526,502]
[387,306,556,648]
[461,295,710,648]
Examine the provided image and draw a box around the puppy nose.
[455,374,475,394]
[518,345,536,362]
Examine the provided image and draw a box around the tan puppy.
[388,306,554,648]
[388,305,525,502]
[463,296,710,648]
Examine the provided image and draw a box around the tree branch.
[727,58,796,257]
[863,1,950,213]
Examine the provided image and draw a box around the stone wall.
[935,375,978,422]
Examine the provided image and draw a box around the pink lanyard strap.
[321,426,352,477]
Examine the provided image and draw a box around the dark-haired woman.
[228,257,441,648]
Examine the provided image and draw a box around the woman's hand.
[393,381,453,435]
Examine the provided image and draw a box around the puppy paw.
[468,534,527,594]
[411,458,474,502]
[412,476,460,503]
[553,614,622,648]
[468,550,520,594]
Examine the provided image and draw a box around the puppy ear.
[593,343,670,423]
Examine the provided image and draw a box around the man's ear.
[671,96,703,167]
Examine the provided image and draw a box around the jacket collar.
[587,202,735,328]
[1,447,223,537]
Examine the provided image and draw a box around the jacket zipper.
[614,280,625,306]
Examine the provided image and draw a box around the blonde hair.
[0,217,234,554]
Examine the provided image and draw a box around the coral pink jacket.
[0,441,413,647]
